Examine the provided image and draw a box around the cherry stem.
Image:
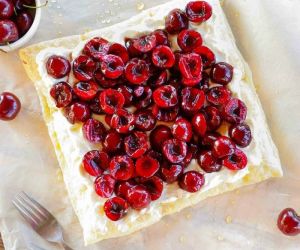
[0,49,7,53]
[23,0,48,9]
[13,7,18,15]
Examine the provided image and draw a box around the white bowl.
[0,0,41,52]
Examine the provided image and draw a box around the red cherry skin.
[0,92,21,121]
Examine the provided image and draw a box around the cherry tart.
[20,0,282,244]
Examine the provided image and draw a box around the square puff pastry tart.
[19,0,282,245]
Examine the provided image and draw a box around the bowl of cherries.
[0,0,43,52]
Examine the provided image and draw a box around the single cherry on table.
[0,92,21,121]
[277,208,300,236]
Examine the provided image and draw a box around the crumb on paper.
[56,169,63,182]
[137,2,145,11]
[235,189,240,195]
[218,235,224,241]
[225,215,232,224]
[179,236,185,243]
[185,213,192,219]
[149,11,154,17]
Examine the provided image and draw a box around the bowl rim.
[0,0,42,52]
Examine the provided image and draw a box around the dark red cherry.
[277,208,300,236]
[0,92,21,121]
[222,148,247,170]
[146,150,163,162]
[148,69,168,88]
[110,109,135,134]
[94,69,118,88]
[0,20,18,44]
[163,138,187,164]
[136,155,160,178]
[152,45,175,68]
[15,11,33,35]
[177,29,202,52]
[141,176,163,201]
[152,104,179,122]
[104,197,128,221]
[198,150,221,173]
[222,98,247,124]
[100,54,124,79]
[198,71,209,92]
[46,55,71,79]
[82,150,110,176]
[153,85,178,108]
[82,118,106,143]
[133,34,157,53]
[185,1,213,23]
[115,180,136,199]
[192,113,207,137]
[229,123,252,147]
[207,86,231,106]
[109,155,134,181]
[99,88,125,115]
[133,86,152,109]
[49,82,73,108]
[73,81,98,101]
[124,131,149,158]
[160,163,183,183]
[152,29,170,46]
[210,62,234,85]
[0,0,13,19]
[179,171,205,193]
[180,87,205,114]
[108,43,129,64]
[94,174,116,198]
[64,102,91,124]
[194,46,215,68]
[127,185,151,210]
[88,92,103,114]
[124,37,142,58]
[204,106,222,131]
[135,109,156,131]
[83,37,109,60]
[103,130,123,154]
[179,53,202,80]
[125,59,150,84]
[150,125,172,151]
[212,136,236,158]
[172,117,192,142]
[165,8,189,34]
[201,132,220,149]
[117,85,133,107]
[73,55,96,81]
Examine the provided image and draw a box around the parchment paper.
[0,0,300,249]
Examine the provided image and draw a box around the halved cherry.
[177,29,202,52]
[110,109,135,134]
[64,102,90,124]
[163,138,187,164]
[46,55,71,79]
[115,180,136,199]
[198,150,221,173]
[201,132,221,149]
[179,53,202,79]
[210,62,234,85]
[229,123,252,147]
[73,81,99,101]
[185,1,213,23]
[212,136,236,158]
[127,185,151,210]
[109,155,134,181]
[50,82,73,108]
[153,85,178,108]
[133,34,157,53]
[222,148,247,170]
[204,106,222,131]
[88,92,103,114]
[207,86,231,106]
[136,155,160,178]
[179,171,205,192]
[180,87,205,114]
[192,113,207,137]
[104,197,128,221]
[117,85,133,106]
[73,55,96,81]
[108,43,129,63]
[194,46,215,68]
[141,176,163,201]
[198,71,209,92]
[124,37,142,58]
[152,104,179,122]
[150,125,172,152]
[99,88,125,115]
[102,130,123,154]
[165,8,189,34]
[152,45,175,68]
[94,69,118,88]
[160,163,183,183]
[135,109,156,131]
[222,98,247,124]
[152,29,170,46]
[100,54,124,79]
[124,131,149,158]
[125,59,150,84]
[133,86,152,109]
[82,118,106,143]
[83,37,109,60]
[172,117,192,142]
[148,70,168,88]
[94,174,116,198]
[82,150,110,176]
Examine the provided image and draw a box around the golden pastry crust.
[19,0,282,245]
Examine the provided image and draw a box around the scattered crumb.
[179,236,185,243]
[136,2,145,11]
[225,215,232,224]
[185,213,192,219]
[149,11,154,17]
[217,235,224,241]
[235,190,240,195]
[56,169,63,182]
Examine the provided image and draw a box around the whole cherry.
[0,92,21,121]
[277,208,300,236]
